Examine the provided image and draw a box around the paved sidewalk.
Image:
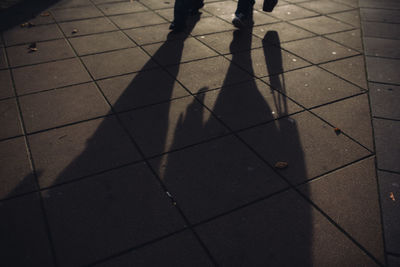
[0,0,395,266]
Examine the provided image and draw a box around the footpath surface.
[0,0,398,266]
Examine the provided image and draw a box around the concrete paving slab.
[227,45,310,78]
[190,16,234,36]
[299,157,385,264]
[170,56,252,93]
[109,11,167,29]
[69,30,135,56]
[150,135,288,223]
[95,230,213,266]
[97,69,189,112]
[19,82,110,133]
[378,170,400,255]
[328,9,360,27]
[373,119,400,173]
[325,29,363,52]
[0,137,36,199]
[196,190,379,266]
[291,16,354,35]
[0,98,22,139]
[25,11,56,26]
[299,1,354,14]
[81,47,156,79]
[269,4,318,21]
[362,21,400,40]
[138,0,175,9]
[364,37,400,59]
[334,0,359,8]
[120,95,228,157]
[312,94,373,150]
[369,83,400,120]
[0,70,14,99]
[6,39,75,67]
[199,79,303,130]
[320,55,367,89]
[59,17,118,37]
[366,57,400,84]
[253,22,315,44]
[12,58,91,95]
[0,47,6,69]
[282,36,358,64]
[239,112,371,184]
[263,66,363,108]
[155,8,175,22]
[143,37,218,66]
[359,0,400,10]
[3,24,63,46]
[42,163,185,267]
[124,23,187,45]
[28,117,142,187]
[360,8,400,24]
[0,193,54,266]
[51,5,103,22]
[97,1,148,15]
[92,0,123,4]
[51,0,93,9]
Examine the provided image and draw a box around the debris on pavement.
[275,161,288,169]
[40,12,51,17]
[20,22,35,28]
[72,29,78,34]
[390,192,395,201]
[28,42,37,52]
[334,127,341,135]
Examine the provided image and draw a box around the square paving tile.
[196,190,378,265]
[328,9,360,27]
[29,117,142,187]
[51,5,103,22]
[325,29,363,52]
[120,96,228,157]
[269,4,318,21]
[312,94,373,150]
[150,135,287,223]
[253,22,315,44]
[263,66,363,108]
[334,0,359,8]
[227,45,310,78]
[98,69,189,112]
[42,163,185,267]
[26,11,56,26]
[3,24,63,46]
[81,47,156,79]
[137,0,175,9]
[199,79,302,130]
[12,58,91,95]
[143,38,218,66]
[299,1,354,14]
[0,137,36,199]
[97,1,148,15]
[373,119,400,173]
[69,31,135,56]
[110,11,166,29]
[359,0,400,10]
[0,193,53,266]
[169,56,252,93]
[96,230,213,266]
[51,0,93,9]
[124,23,187,45]
[6,39,75,67]
[0,47,7,69]
[298,157,385,264]
[291,16,354,35]
[320,55,367,89]
[59,17,118,37]
[239,112,371,183]
[378,170,400,255]
[360,8,400,24]
[369,83,400,120]
[191,16,234,36]
[20,83,110,133]
[366,57,400,84]
[362,21,400,40]
[0,98,22,139]
[199,29,264,55]
[155,8,175,22]
[282,37,358,64]
[364,37,400,59]
[0,70,14,99]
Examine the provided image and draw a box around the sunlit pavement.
[0,0,399,266]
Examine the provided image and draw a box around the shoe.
[232,13,246,28]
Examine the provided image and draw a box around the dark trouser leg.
[173,0,187,24]
[235,0,255,16]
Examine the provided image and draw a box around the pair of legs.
[170,0,204,31]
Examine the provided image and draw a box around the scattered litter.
[275,161,288,169]
[72,29,78,34]
[304,83,308,87]
[40,11,51,17]
[20,22,35,28]
[292,58,297,62]
[332,51,337,55]
[28,42,37,52]
[390,192,395,201]
[334,127,341,135]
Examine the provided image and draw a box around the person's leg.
[232,0,255,28]
[170,0,188,31]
